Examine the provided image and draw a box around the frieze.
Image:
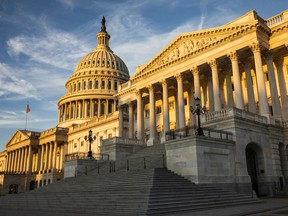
[157,36,221,66]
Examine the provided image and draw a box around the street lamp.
[84,129,96,158]
[190,97,206,136]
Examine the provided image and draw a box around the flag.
[26,104,30,113]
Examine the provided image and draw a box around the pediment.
[6,130,30,148]
[132,23,254,79]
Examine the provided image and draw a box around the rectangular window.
[145,110,150,118]
[108,134,112,138]
[169,102,174,110]
[114,81,118,91]
[184,98,188,106]
[156,106,162,114]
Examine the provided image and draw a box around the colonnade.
[119,44,288,144]
[58,98,117,123]
[5,146,33,174]
[38,142,64,172]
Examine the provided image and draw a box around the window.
[81,141,84,147]
[114,81,118,91]
[107,80,111,90]
[83,81,86,90]
[145,110,150,118]
[74,143,77,148]
[184,98,188,106]
[101,80,105,89]
[95,80,99,89]
[74,83,76,92]
[78,82,81,91]
[108,134,112,138]
[169,102,174,110]
[88,80,92,89]
[156,106,162,114]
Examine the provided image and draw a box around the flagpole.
[25,103,30,130]
[25,111,28,130]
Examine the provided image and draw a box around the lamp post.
[190,97,206,136]
[84,129,96,159]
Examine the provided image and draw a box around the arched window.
[83,81,86,90]
[74,83,76,92]
[94,80,99,89]
[88,80,92,89]
[114,81,118,91]
[101,80,105,89]
[78,82,81,91]
[107,80,111,90]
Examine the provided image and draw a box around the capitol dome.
[57,16,130,127]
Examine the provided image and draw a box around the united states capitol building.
[0,10,288,197]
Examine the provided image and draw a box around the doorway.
[245,144,260,195]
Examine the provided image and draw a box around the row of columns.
[5,146,33,173]
[38,142,64,172]
[59,98,117,122]
[119,43,288,144]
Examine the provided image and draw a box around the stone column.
[147,85,157,146]
[161,79,170,142]
[136,90,143,141]
[209,59,221,111]
[244,61,257,113]
[265,52,281,118]
[26,146,33,174]
[6,152,11,172]
[118,105,124,137]
[14,149,19,172]
[207,76,214,111]
[228,51,244,109]
[11,151,16,172]
[98,100,101,117]
[128,102,134,139]
[275,57,288,119]
[224,71,234,108]
[40,145,45,171]
[37,146,41,172]
[63,103,66,120]
[175,73,185,129]
[18,148,24,172]
[52,142,57,170]
[22,147,27,172]
[48,142,53,170]
[192,67,200,98]
[250,42,270,116]
[45,144,49,171]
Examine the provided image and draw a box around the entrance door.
[246,146,259,195]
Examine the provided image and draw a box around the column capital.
[134,89,143,97]
[250,42,262,53]
[208,59,217,69]
[160,79,167,86]
[175,73,183,81]
[191,66,199,75]
[227,51,238,61]
[147,84,154,92]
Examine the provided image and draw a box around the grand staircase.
[0,144,262,215]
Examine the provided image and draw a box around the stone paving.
[0,197,287,216]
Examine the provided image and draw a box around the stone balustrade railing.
[102,137,143,146]
[266,10,288,26]
[201,107,288,127]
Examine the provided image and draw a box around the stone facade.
[0,10,288,196]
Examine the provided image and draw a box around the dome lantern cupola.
[95,16,111,51]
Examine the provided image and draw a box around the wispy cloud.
[0,63,39,100]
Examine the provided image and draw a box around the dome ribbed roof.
[72,16,129,79]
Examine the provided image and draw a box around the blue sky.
[0,0,287,151]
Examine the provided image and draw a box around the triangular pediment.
[6,130,32,148]
[132,22,256,80]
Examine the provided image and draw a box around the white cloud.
[0,63,39,100]
[57,0,76,9]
